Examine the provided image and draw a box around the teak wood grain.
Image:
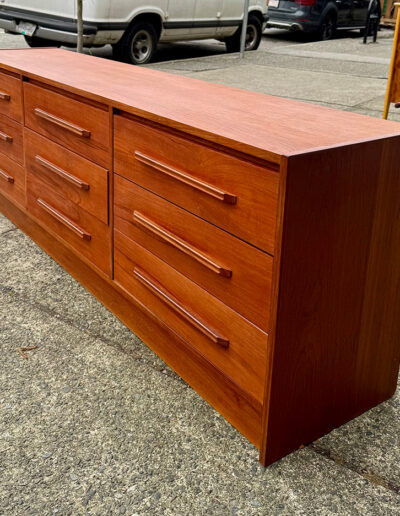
[0,49,399,467]
[114,229,269,403]
[0,112,23,165]
[27,171,111,276]
[0,69,23,123]
[0,192,263,448]
[25,129,109,225]
[0,49,400,162]
[0,152,25,207]
[114,114,279,254]
[261,137,400,465]
[24,81,110,167]
[114,174,273,331]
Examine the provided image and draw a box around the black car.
[267,0,380,40]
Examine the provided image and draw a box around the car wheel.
[225,14,262,53]
[113,21,157,65]
[24,35,61,48]
[318,13,336,41]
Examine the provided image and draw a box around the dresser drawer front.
[114,229,268,402]
[25,129,109,225]
[0,113,23,164]
[24,82,110,167]
[0,71,22,123]
[0,153,25,206]
[114,115,279,254]
[27,172,111,275]
[114,175,272,331]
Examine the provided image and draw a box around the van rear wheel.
[113,21,157,65]
[225,14,262,53]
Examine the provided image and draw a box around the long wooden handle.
[37,198,91,241]
[34,108,91,138]
[134,151,237,205]
[0,169,14,183]
[0,130,13,143]
[0,92,10,101]
[133,211,232,277]
[134,267,229,348]
[35,155,90,190]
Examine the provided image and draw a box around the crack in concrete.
[0,227,18,236]
[0,283,181,384]
[309,443,400,495]
[268,48,390,66]
[184,61,387,81]
[255,59,388,81]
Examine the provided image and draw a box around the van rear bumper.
[0,6,123,45]
[0,18,96,45]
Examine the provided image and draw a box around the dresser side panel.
[262,138,400,465]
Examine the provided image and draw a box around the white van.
[0,1,269,64]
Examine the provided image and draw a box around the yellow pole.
[383,3,400,119]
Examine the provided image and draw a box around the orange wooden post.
[383,2,400,118]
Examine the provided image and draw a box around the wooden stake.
[383,3,400,118]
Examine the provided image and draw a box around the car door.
[166,0,196,35]
[350,0,369,25]
[335,0,352,26]
[191,0,223,37]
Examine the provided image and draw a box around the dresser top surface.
[1,48,399,164]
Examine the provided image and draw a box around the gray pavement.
[1,28,400,516]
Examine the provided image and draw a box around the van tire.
[24,35,61,48]
[113,21,157,65]
[225,14,262,53]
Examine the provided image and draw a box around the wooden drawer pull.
[134,151,237,205]
[134,267,229,348]
[0,130,13,143]
[37,198,91,241]
[34,108,91,138]
[35,155,90,190]
[0,169,14,183]
[133,211,232,278]
[0,92,10,101]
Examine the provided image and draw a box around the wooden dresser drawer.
[0,112,23,164]
[25,129,109,225]
[114,229,268,403]
[0,70,22,123]
[114,115,279,254]
[0,153,25,206]
[114,175,273,331]
[24,82,110,167]
[27,171,111,275]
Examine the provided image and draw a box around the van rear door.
[2,0,75,19]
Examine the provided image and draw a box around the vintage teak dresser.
[0,49,399,465]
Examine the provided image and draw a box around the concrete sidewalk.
[1,30,400,515]
[148,30,400,122]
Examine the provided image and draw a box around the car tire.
[225,14,262,53]
[318,13,336,41]
[24,35,61,48]
[112,21,157,65]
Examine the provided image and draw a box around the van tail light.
[295,0,317,5]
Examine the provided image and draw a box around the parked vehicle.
[0,1,269,64]
[267,0,380,40]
